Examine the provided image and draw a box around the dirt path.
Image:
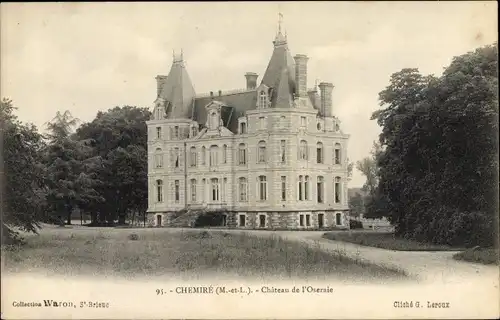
[217,229,499,285]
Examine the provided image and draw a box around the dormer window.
[210,112,218,129]
[240,122,247,134]
[259,90,268,109]
[191,126,197,138]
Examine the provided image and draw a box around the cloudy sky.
[1,2,497,187]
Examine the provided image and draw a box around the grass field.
[322,231,464,251]
[2,226,407,282]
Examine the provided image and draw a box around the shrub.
[349,219,363,229]
[128,233,139,241]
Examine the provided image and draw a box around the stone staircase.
[168,209,206,227]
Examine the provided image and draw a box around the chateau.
[146,22,350,229]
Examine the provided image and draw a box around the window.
[239,214,246,227]
[154,148,163,168]
[259,90,268,109]
[201,179,206,202]
[174,126,179,139]
[209,145,219,166]
[174,147,180,168]
[298,176,304,201]
[239,177,248,202]
[156,108,162,120]
[317,176,324,203]
[211,178,220,201]
[299,214,304,227]
[174,180,180,203]
[259,117,266,130]
[299,140,308,160]
[317,122,321,131]
[334,143,341,164]
[156,127,162,139]
[238,143,247,165]
[280,116,286,128]
[191,126,197,137]
[211,112,218,129]
[316,142,323,164]
[335,177,341,203]
[306,214,311,227]
[201,146,206,165]
[300,116,306,128]
[336,213,342,226]
[190,179,197,202]
[259,214,266,228]
[222,145,227,164]
[240,122,247,134]
[280,140,286,163]
[258,176,267,201]
[156,180,163,202]
[281,176,287,201]
[258,141,266,163]
[190,147,197,167]
[304,176,310,200]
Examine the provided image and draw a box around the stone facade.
[146,27,350,230]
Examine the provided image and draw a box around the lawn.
[2,226,407,281]
[322,231,464,251]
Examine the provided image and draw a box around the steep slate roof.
[193,90,257,133]
[271,68,294,108]
[260,31,296,102]
[159,57,196,119]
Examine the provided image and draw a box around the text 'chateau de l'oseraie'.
[146,18,350,229]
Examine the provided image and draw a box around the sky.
[1,2,497,187]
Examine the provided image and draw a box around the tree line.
[354,42,498,247]
[2,102,150,243]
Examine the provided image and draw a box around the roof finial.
[172,49,175,61]
[181,48,184,60]
[278,11,283,34]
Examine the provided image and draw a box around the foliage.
[348,193,365,217]
[349,219,363,229]
[75,106,150,224]
[453,247,499,265]
[1,98,46,243]
[370,43,498,247]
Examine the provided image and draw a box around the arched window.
[156,127,162,139]
[317,176,324,203]
[155,148,163,168]
[258,140,266,163]
[238,143,247,165]
[239,177,248,202]
[259,90,268,109]
[201,146,206,165]
[298,175,304,201]
[222,144,227,164]
[156,179,163,202]
[211,178,220,201]
[190,179,197,202]
[258,175,267,201]
[334,177,342,203]
[190,147,197,167]
[209,145,219,166]
[304,176,310,200]
[316,142,323,164]
[334,143,341,164]
[299,140,308,160]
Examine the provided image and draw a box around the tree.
[75,106,150,224]
[2,98,46,243]
[370,43,498,247]
[348,193,364,218]
[43,111,103,225]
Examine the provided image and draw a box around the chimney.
[294,54,309,97]
[318,82,334,117]
[244,72,258,90]
[218,90,222,97]
[155,75,168,97]
[210,91,214,99]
